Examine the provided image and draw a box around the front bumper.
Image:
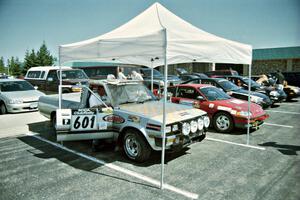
[6,101,38,113]
[154,128,206,151]
[234,114,269,129]
[284,88,300,100]
[259,99,272,109]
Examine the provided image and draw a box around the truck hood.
[119,101,206,124]
[213,98,266,117]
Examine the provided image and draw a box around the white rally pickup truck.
[38,79,209,162]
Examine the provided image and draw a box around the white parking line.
[26,132,199,200]
[206,137,266,150]
[264,123,293,128]
[266,110,300,115]
[279,102,300,106]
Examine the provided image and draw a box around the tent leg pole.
[160,29,167,190]
[151,62,154,92]
[59,46,62,110]
[247,64,252,145]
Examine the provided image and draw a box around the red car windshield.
[199,87,231,101]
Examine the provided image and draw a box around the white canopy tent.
[59,2,253,190]
[60,3,251,66]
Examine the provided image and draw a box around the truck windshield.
[108,83,154,106]
[60,70,88,80]
[200,86,231,101]
[0,81,35,92]
[218,79,240,91]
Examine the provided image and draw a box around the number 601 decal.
[71,115,97,131]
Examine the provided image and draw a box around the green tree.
[0,57,5,73]
[23,49,38,74]
[7,57,22,77]
[36,41,54,66]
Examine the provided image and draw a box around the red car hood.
[212,98,266,117]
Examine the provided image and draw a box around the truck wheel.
[123,129,151,162]
[0,103,7,115]
[213,112,234,133]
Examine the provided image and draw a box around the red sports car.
[168,84,269,133]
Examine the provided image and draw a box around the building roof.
[65,61,121,67]
[253,46,300,60]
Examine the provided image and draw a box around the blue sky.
[0,0,299,62]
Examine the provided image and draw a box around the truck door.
[55,107,114,142]
[45,70,59,93]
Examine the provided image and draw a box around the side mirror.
[34,86,38,90]
[47,77,53,82]
[197,96,204,101]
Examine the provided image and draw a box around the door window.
[177,87,198,99]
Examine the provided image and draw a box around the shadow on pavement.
[26,121,190,168]
[258,141,300,155]
[285,99,299,103]
[18,135,157,189]
[207,127,257,135]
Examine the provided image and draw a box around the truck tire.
[0,103,7,115]
[123,129,151,162]
[213,112,234,133]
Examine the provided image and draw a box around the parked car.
[182,78,272,108]
[38,79,209,162]
[204,70,239,78]
[0,73,8,79]
[283,84,300,100]
[179,74,200,82]
[168,84,269,133]
[24,66,89,94]
[282,71,300,88]
[0,79,45,114]
[131,67,181,86]
[175,68,208,82]
[255,74,300,101]
[223,75,287,104]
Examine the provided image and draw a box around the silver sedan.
[0,79,45,114]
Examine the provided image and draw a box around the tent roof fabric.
[60,2,252,66]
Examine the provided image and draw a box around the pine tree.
[0,57,5,73]
[8,57,22,77]
[23,49,38,74]
[36,41,54,66]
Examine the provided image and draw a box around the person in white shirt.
[131,70,144,81]
[118,67,127,80]
[88,86,108,151]
[89,86,107,107]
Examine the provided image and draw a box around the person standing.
[131,70,144,81]
[274,70,285,85]
[118,67,127,80]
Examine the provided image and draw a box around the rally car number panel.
[70,109,109,132]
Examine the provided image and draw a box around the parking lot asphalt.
[0,98,300,200]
